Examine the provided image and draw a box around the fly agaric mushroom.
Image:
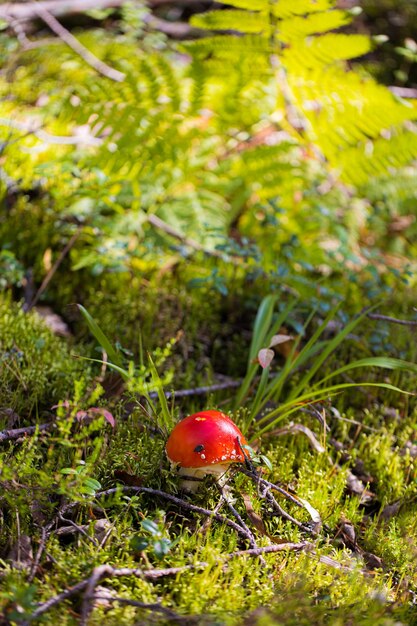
[165,410,247,492]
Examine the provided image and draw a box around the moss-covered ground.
[1,6,417,625]
[1,278,417,626]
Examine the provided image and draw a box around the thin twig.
[230,541,311,559]
[238,468,304,509]
[33,4,125,82]
[29,542,311,621]
[28,578,91,620]
[45,502,105,534]
[217,485,259,551]
[147,214,229,262]
[58,513,100,547]
[97,486,252,540]
[388,85,417,99]
[0,422,55,442]
[142,14,204,39]
[7,16,33,48]
[0,0,128,22]
[238,467,320,534]
[91,596,191,621]
[28,527,47,582]
[158,379,242,399]
[263,488,309,531]
[28,563,207,621]
[27,227,83,310]
[0,117,102,146]
[366,312,417,327]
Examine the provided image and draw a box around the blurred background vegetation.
[1,0,417,416]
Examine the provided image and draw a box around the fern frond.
[186,0,417,185]
[292,34,372,66]
[278,10,351,41]
[271,0,335,19]
[285,57,417,181]
[182,35,271,59]
[216,0,268,8]
[190,10,269,35]
[186,59,206,114]
[337,129,417,186]
[153,55,181,111]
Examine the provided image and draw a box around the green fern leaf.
[216,0,268,8]
[296,34,372,65]
[278,10,351,41]
[271,0,335,19]
[190,10,269,35]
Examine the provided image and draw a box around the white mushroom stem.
[177,464,231,493]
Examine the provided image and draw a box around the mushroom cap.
[165,410,247,469]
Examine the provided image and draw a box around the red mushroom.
[165,410,248,492]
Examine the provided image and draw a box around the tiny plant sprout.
[165,410,248,492]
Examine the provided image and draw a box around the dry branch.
[0,0,204,40]
[0,118,102,146]
[96,486,252,540]
[29,542,310,622]
[0,1,128,22]
[388,86,417,99]
[28,227,83,310]
[0,422,54,442]
[33,6,125,82]
[0,0,206,22]
[366,312,417,326]
[147,214,228,261]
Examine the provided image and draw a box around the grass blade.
[148,354,174,432]
[248,295,278,364]
[252,381,410,439]
[72,355,129,378]
[77,304,123,368]
[318,356,417,384]
[234,298,296,409]
[287,306,373,400]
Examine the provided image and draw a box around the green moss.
[2,16,417,624]
[0,296,87,422]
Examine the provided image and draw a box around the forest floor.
[1,2,417,625]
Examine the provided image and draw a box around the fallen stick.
[96,486,252,540]
[0,0,206,22]
[1,0,205,40]
[33,5,125,82]
[29,542,310,622]
[366,312,417,326]
[0,0,128,22]
[0,422,54,442]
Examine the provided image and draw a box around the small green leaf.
[83,477,102,491]
[260,455,273,471]
[80,486,98,496]
[141,518,160,535]
[130,536,150,552]
[153,538,172,559]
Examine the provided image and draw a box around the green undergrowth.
[1,3,417,623]
[0,296,87,422]
[1,287,417,623]
[1,403,417,624]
